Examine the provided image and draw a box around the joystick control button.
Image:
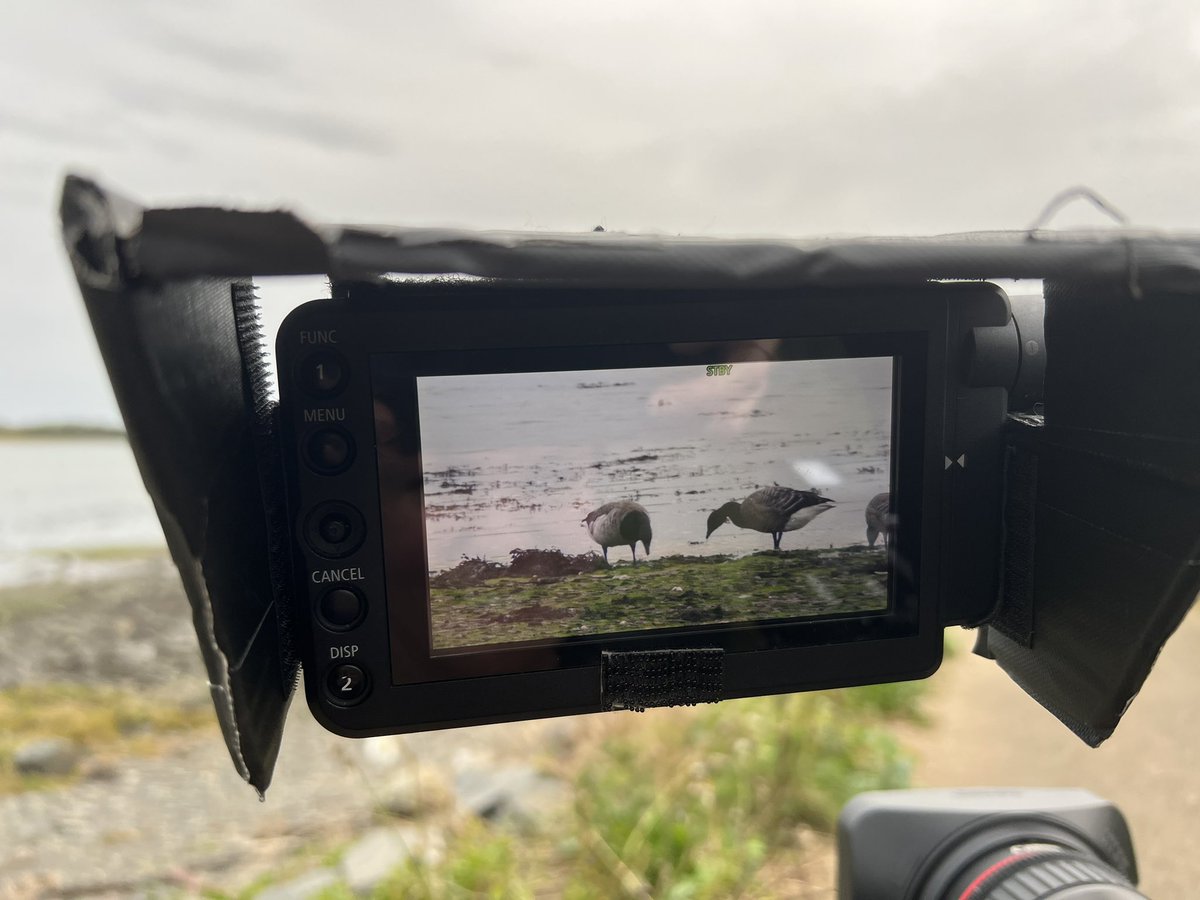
[325,663,369,705]
[305,428,354,474]
[300,351,348,396]
[319,513,352,544]
[318,587,366,631]
[303,502,366,558]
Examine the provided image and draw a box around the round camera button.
[303,502,366,558]
[325,663,369,705]
[318,587,366,631]
[305,428,354,474]
[300,351,348,396]
[318,513,352,545]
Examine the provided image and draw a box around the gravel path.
[906,606,1200,899]
[16,554,1187,897]
[0,556,201,690]
[0,695,584,897]
[0,560,584,898]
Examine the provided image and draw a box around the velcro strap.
[600,648,724,712]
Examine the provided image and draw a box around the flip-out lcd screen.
[372,338,899,675]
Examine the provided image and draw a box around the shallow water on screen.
[414,356,893,572]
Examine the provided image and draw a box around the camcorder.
[59,177,1199,895]
[276,279,1016,735]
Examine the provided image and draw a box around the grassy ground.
[291,682,924,899]
[0,547,212,794]
[0,683,214,794]
[431,546,887,649]
[0,546,166,626]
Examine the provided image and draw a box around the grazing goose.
[865,492,892,549]
[706,485,835,550]
[584,500,653,564]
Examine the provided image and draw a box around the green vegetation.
[0,424,125,441]
[564,688,916,897]
[279,682,923,899]
[431,546,887,648]
[0,683,214,794]
[353,822,538,900]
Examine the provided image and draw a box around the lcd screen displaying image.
[378,347,895,653]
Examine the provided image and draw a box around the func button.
[317,586,366,632]
[305,428,355,474]
[325,663,369,705]
[299,350,348,396]
[303,501,366,558]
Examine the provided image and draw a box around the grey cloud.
[135,22,295,79]
[4,0,1200,423]
[0,109,121,151]
[104,74,398,157]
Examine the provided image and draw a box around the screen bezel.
[373,331,927,685]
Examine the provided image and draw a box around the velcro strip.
[600,648,724,712]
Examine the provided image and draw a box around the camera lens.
[838,789,1143,900]
[948,845,1144,899]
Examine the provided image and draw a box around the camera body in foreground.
[838,788,1143,899]
[277,280,1034,737]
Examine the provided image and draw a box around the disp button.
[325,663,369,705]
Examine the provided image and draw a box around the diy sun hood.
[59,175,1200,794]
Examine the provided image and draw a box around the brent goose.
[865,492,892,549]
[706,485,835,550]
[584,500,653,564]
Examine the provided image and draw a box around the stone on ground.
[255,868,338,900]
[455,765,569,832]
[339,825,444,894]
[378,765,454,818]
[13,738,80,776]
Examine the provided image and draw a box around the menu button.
[305,428,354,474]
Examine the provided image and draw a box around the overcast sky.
[2,0,1198,425]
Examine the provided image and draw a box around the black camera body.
[838,788,1142,899]
[277,280,1023,737]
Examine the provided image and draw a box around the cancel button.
[317,587,366,631]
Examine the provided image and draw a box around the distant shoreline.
[0,425,126,441]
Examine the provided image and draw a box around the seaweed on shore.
[431,547,604,588]
[429,545,888,648]
[506,548,604,578]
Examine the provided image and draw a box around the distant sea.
[0,439,164,587]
